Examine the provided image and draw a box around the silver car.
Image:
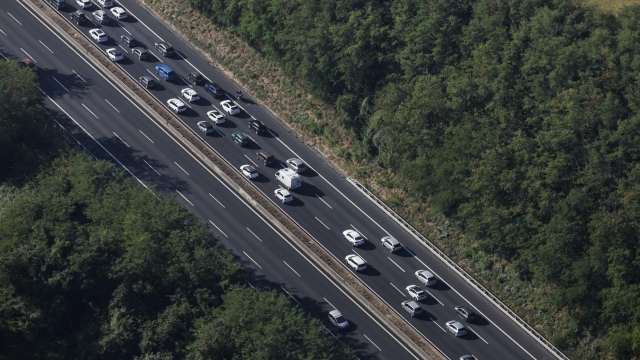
[286,158,306,173]
[415,269,437,287]
[328,310,349,329]
[446,320,467,337]
[401,300,422,317]
[381,236,402,253]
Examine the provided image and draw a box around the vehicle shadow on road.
[294,182,325,198]
[360,265,381,277]
[358,241,377,251]
[393,246,415,258]
[431,281,451,292]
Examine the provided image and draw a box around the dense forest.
[178,0,640,357]
[0,61,353,359]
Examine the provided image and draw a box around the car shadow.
[116,57,135,66]
[288,197,305,207]
[461,331,479,341]
[192,98,213,107]
[300,168,319,178]
[147,82,167,92]
[239,97,255,105]
[119,16,139,24]
[293,181,325,197]
[267,128,280,138]
[421,296,440,307]
[471,316,489,327]
[431,281,451,292]
[358,241,376,251]
[252,173,272,184]
[394,246,415,258]
[360,265,381,277]
[222,119,237,129]
[179,108,201,118]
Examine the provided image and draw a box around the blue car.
[155,64,176,81]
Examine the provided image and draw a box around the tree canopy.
[178,0,640,357]
[0,60,354,360]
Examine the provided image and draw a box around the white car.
[95,0,113,7]
[286,158,306,173]
[181,88,200,102]
[415,269,437,287]
[197,121,214,135]
[92,10,110,24]
[206,110,225,125]
[110,7,128,20]
[274,188,293,204]
[405,285,427,301]
[446,321,467,337]
[240,165,258,180]
[89,29,108,43]
[345,254,366,272]
[342,229,365,246]
[220,100,240,115]
[106,48,123,62]
[76,0,91,9]
[167,98,186,113]
[328,310,349,330]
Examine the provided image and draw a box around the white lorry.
[275,169,302,190]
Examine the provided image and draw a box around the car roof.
[156,64,173,71]
[347,255,365,265]
[382,236,400,245]
[447,320,465,329]
[403,300,420,307]
[407,285,422,291]
[278,188,291,195]
[416,269,434,277]
[329,310,342,317]
[287,158,304,165]
[241,165,256,171]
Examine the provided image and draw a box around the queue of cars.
[55,1,484,357]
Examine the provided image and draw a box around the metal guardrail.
[345,177,570,360]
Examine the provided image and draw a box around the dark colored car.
[70,10,87,25]
[19,59,37,72]
[256,150,274,165]
[232,132,249,147]
[188,72,205,85]
[454,305,477,323]
[132,48,149,60]
[139,76,155,88]
[248,120,267,134]
[120,35,136,47]
[204,82,225,98]
[154,42,174,57]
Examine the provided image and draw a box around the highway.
[1,0,560,359]
[0,2,422,359]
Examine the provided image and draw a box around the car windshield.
[167,71,176,76]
